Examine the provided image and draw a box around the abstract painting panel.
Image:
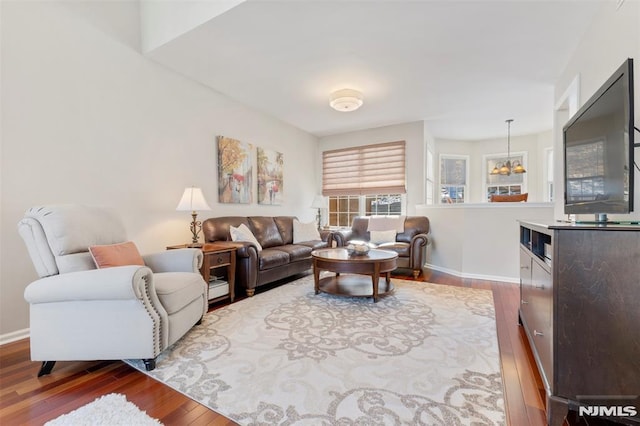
[217,136,253,204]
[257,147,283,205]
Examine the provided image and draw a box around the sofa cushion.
[350,217,371,240]
[89,241,145,269]
[275,244,313,262]
[377,242,411,257]
[369,230,397,245]
[249,217,284,248]
[258,248,290,270]
[367,216,405,233]
[203,216,250,242]
[57,252,98,274]
[274,217,295,244]
[293,219,320,243]
[230,224,263,252]
[154,272,204,315]
[296,240,329,250]
[26,205,127,257]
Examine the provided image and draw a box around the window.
[484,153,527,201]
[366,194,402,215]
[323,141,406,227]
[440,155,469,203]
[328,195,360,227]
[328,194,403,227]
[322,141,406,196]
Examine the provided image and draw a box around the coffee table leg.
[372,263,380,302]
[313,260,320,295]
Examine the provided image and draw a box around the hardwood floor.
[0,270,546,425]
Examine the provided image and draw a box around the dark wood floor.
[0,270,546,425]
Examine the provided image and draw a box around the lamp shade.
[512,161,527,174]
[176,187,211,211]
[329,89,363,112]
[310,195,328,209]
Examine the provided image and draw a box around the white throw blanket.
[367,215,405,232]
[45,394,162,425]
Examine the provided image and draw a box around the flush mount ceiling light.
[329,89,363,112]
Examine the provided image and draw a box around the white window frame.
[482,151,528,202]
[426,147,435,205]
[543,147,554,202]
[439,154,470,204]
[327,194,406,227]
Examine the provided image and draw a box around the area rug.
[126,275,505,425]
[45,393,162,425]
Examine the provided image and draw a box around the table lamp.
[176,186,211,246]
[310,195,328,229]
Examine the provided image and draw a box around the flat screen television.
[563,58,635,222]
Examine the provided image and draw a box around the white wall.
[140,0,245,53]
[417,203,554,281]
[435,130,553,203]
[0,1,318,337]
[554,0,640,222]
[317,121,427,214]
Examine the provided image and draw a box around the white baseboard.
[0,328,30,346]
[425,263,519,284]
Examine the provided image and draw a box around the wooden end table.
[311,248,398,302]
[167,242,241,304]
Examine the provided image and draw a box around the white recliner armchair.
[18,205,208,376]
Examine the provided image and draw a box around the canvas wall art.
[257,147,283,205]
[217,136,254,204]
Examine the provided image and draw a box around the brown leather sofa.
[331,216,430,278]
[202,216,329,296]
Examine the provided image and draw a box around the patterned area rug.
[126,275,505,425]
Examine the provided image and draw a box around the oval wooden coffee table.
[311,248,398,302]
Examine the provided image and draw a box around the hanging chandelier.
[490,119,526,176]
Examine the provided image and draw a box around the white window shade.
[322,141,406,196]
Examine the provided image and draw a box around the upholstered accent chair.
[18,205,207,376]
[331,216,430,279]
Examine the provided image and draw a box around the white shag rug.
[127,275,505,425]
[45,393,162,426]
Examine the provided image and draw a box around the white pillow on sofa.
[293,219,321,243]
[230,224,263,252]
[369,229,397,245]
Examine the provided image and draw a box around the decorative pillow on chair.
[230,224,263,252]
[369,230,397,245]
[89,241,145,268]
[293,219,321,243]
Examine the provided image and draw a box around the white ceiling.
[145,0,605,140]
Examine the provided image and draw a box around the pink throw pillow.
[89,241,145,269]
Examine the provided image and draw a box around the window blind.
[322,141,406,196]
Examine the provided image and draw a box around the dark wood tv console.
[518,221,640,425]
